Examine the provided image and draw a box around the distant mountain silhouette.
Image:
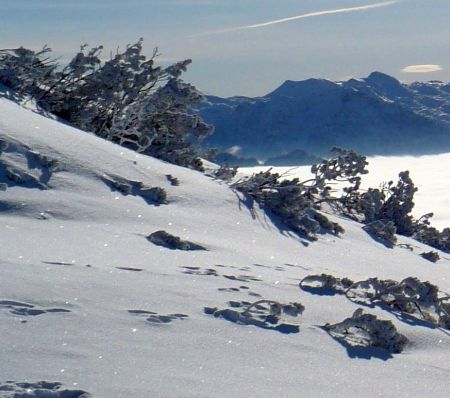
[196,72,450,161]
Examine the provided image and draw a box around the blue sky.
[1,0,449,96]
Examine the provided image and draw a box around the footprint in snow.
[223,274,262,283]
[115,267,143,272]
[180,266,218,276]
[128,310,188,325]
[217,286,262,297]
[204,300,303,334]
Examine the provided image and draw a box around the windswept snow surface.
[0,96,450,398]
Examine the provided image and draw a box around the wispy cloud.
[401,64,443,73]
[191,0,402,37]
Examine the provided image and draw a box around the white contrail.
[191,0,401,37]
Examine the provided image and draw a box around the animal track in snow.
[128,310,188,325]
[180,266,218,276]
[42,261,75,266]
[179,266,261,284]
[217,286,262,297]
[115,267,143,272]
[205,299,303,334]
[0,300,71,317]
[0,381,90,397]
[223,274,262,283]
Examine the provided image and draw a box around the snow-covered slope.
[197,73,450,160]
[1,96,450,398]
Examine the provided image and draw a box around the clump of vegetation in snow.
[420,250,440,263]
[339,169,450,254]
[212,164,238,182]
[147,230,206,251]
[354,171,416,235]
[362,219,397,247]
[232,147,367,240]
[323,309,408,354]
[301,274,450,330]
[299,274,354,295]
[0,381,91,397]
[165,174,179,186]
[102,175,167,205]
[0,41,213,170]
[413,213,450,254]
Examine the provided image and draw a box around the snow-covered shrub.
[0,40,213,170]
[323,309,408,354]
[108,77,213,170]
[213,165,238,181]
[0,380,92,397]
[299,274,354,295]
[0,46,56,99]
[301,274,450,330]
[362,219,397,247]
[344,171,416,235]
[147,230,206,250]
[232,148,367,240]
[420,251,440,263]
[413,214,450,253]
[165,174,179,186]
[140,187,167,204]
[103,175,167,205]
[368,171,416,235]
[339,168,450,253]
[346,277,450,328]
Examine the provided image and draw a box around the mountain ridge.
[196,72,450,161]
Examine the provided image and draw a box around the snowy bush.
[358,171,416,235]
[0,380,91,397]
[323,309,408,354]
[299,274,354,295]
[165,174,179,186]
[0,40,213,170]
[345,277,450,329]
[232,148,367,240]
[341,167,450,253]
[362,219,397,247]
[0,46,56,98]
[147,230,206,250]
[413,214,450,253]
[301,274,450,330]
[420,250,440,263]
[213,165,238,181]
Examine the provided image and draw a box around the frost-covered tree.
[0,40,213,170]
[413,214,450,253]
[0,46,56,98]
[346,170,450,253]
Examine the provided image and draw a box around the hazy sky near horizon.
[1,0,449,97]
